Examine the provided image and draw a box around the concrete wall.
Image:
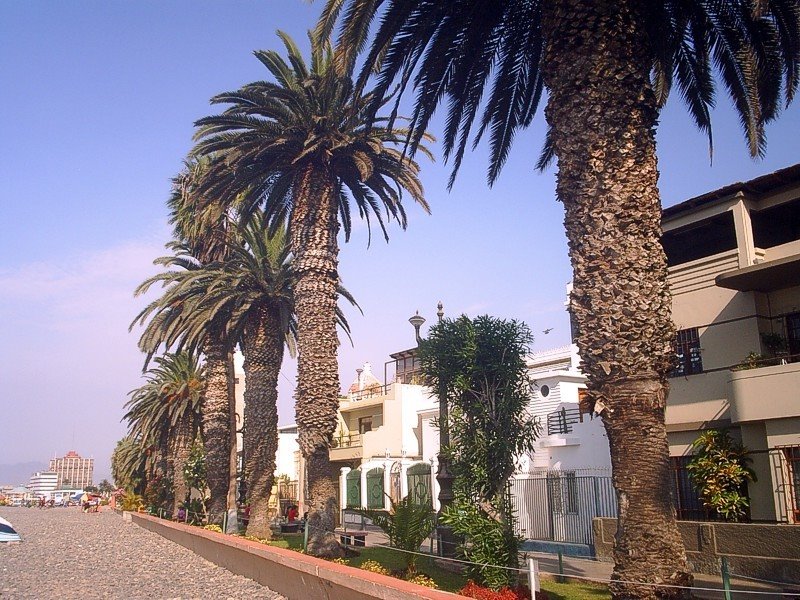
[130,512,462,600]
[593,517,800,584]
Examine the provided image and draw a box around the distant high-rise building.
[28,471,58,496]
[49,451,94,489]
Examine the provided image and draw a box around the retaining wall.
[129,512,463,600]
[593,517,800,584]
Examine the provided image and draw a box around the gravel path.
[0,506,285,599]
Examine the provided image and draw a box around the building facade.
[49,451,94,489]
[28,471,58,497]
[332,356,438,513]
[662,163,800,523]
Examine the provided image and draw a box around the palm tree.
[111,435,148,496]
[190,31,430,554]
[132,159,237,526]
[123,352,204,517]
[321,1,799,596]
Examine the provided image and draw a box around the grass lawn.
[266,534,609,599]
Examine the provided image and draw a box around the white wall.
[275,429,299,480]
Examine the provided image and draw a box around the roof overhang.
[715,253,800,292]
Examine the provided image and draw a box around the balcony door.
[787,313,800,361]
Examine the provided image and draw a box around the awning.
[715,253,800,292]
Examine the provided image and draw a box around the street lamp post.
[410,302,456,557]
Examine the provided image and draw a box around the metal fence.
[511,472,617,546]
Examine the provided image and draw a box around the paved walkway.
[0,506,284,599]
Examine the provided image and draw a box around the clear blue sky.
[1,0,798,484]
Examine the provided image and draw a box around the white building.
[28,471,58,497]
[331,357,438,513]
[522,345,611,474]
[275,424,300,479]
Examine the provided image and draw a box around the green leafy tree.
[182,441,209,523]
[357,495,436,575]
[687,429,755,522]
[419,315,539,588]
[190,30,430,556]
[323,1,799,596]
[98,479,115,495]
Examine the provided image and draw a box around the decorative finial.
[437,301,444,322]
[409,310,426,343]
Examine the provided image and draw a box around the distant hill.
[0,462,47,487]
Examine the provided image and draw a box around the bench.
[335,529,370,547]
[280,522,300,533]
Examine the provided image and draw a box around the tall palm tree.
[132,159,237,526]
[111,435,148,495]
[190,31,430,554]
[322,1,799,596]
[123,352,204,517]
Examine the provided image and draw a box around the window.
[358,416,373,434]
[670,456,709,521]
[540,385,550,397]
[671,328,703,377]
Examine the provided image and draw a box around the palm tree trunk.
[171,413,193,518]
[541,1,691,598]
[242,307,284,540]
[291,165,344,557]
[201,332,232,525]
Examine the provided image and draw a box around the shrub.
[406,573,438,588]
[356,495,435,574]
[203,524,223,533]
[360,560,390,575]
[687,429,755,522]
[143,473,173,513]
[440,501,520,590]
[459,580,543,600]
[120,492,144,512]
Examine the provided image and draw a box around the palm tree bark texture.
[242,307,284,539]
[541,1,691,597]
[291,165,344,557]
[201,334,233,525]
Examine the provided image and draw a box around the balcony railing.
[547,407,582,435]
[331,432,362,449]
[349,384,390,402]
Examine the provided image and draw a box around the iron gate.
[366,467,384,509]
[407,462,432,506]
[346,468,361,508]
[511,472,617,545]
